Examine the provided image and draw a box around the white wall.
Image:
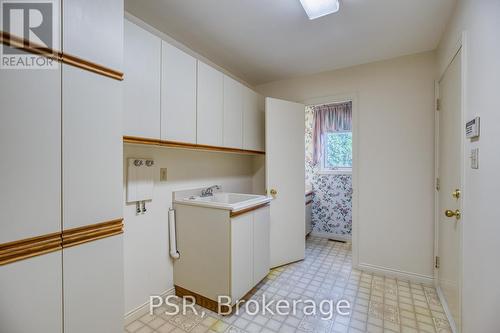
[256,52,436,281]
[123,144,256,314]
[438,1,500,331]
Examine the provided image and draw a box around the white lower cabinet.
[63,235,124,333]
[253,206,270,284]
[230,213,254,301]
[0,252,63,333]
[305,201,312,236]
[173,204,270,305]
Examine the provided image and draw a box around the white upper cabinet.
[223,75,243,149]
[0,68,61,243]
[123,20,161,139]
[161,41,197,143]
[243,88,265,151]
[63,65,123,229]
[197,61,223,146]
[63,0,123,70]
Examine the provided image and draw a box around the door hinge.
[436,98,441,111]
[436,177,440,191]
[435,256,440,269]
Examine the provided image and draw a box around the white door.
[266,98,305,268]
[437,49,462,331]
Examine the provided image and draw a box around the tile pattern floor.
[125,237,452,333]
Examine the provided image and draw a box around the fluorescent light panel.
[299,0,340,20]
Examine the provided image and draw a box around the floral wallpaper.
[305,106,352,237]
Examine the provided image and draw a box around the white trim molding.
[356,262,434,285]
[310,231,351,243]
[124,288,175,325]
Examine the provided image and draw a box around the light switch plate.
[160,168,168,181]
[471,148,479,169]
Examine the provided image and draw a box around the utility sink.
[173,188,272,212]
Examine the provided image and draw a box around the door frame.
[303,93,359,267]
[434,31,467,333]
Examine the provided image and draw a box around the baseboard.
[310,231,351,242]
[124,287,175,325]
[436,286,458,333]
[356,262,434,285]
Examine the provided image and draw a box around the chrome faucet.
[201,185,221,197]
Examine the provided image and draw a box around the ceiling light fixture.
[299,0,340,20]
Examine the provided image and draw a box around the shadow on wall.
[305,106,352,237]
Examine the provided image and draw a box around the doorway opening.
[305,99,355,244]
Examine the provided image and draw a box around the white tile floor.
[125,237,451,333]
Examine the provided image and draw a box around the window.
[321,131,352,173]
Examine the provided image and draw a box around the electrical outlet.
[160,168,168,181]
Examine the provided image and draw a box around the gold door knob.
[445,209,461,220]
[269,189,278,198]
[452,189,461,199]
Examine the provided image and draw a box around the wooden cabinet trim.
[0,232,62,266]
[0,31,123,81]
[230,203,270,218]
[62,219,123,248]
[0,219,123,265]
[123,135,265,155]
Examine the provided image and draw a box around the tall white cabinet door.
[243,88,265,151]
[253,207,270,284]
[62,65,123,229]
[63,0,123,70]
[123,20,161,139]
[0,252,63,333]
[197,61,223,146]
[0,68,61,243]
[63,236,124,333]
[231,214,253,302]
[223,75,243,148]
[161,41,197,143]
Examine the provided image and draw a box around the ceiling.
[125,0,456,86]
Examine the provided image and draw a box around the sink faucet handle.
[201,185,221,197]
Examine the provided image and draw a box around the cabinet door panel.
[243,88,265,151]
[305,202,312,235]
[0,68,61,243]
[253,207,270,284]
[63,65,122,229]
[197,62,223,146]
[63,235,124,333]
[123,20,161,139]
[161,41,197,143]
[223,76,243,148]
[63,0,123,70]
[231,214,253,301]
[0,252,62,333]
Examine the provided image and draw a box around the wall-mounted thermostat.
[466,116,480,139]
